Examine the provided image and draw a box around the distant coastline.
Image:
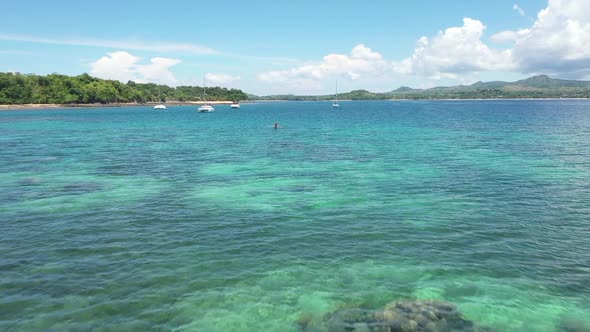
[4,98,590,111]
[0,101,244,111]
[250,75,590,101]
[3,73,590,108]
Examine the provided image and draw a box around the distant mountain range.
[251,75,590,100]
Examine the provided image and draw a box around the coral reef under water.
[299,299,491,332]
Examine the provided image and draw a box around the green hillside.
[0,72,248,105]
[253,75,590,100]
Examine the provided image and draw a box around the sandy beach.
[0,101,241,111]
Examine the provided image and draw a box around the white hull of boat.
[198,105,215,112]
[154,104,166,110]
[230,103,240,109]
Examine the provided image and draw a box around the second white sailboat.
[198,75,215,112]
[332,80,340,108]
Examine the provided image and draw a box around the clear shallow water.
[1,100,590,331]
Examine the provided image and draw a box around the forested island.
[0,72,248,105]
[252,75,590,100]
[3,73,590,106]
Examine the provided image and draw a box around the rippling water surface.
[1,100,590,331]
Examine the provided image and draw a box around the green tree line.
[255,88,590,101]
[0,72,248,104]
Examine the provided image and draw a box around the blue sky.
[2,0,589,94]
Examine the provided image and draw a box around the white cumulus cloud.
[90,51,181,85]
[258,18,514,89]
[258,44,388,83]
[506,0,590,78]
[394,18,515,79]
[490,29,531,43]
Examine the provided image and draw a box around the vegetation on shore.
[3,73,590,105]
[252,75,590,100]
[0,72,248,105]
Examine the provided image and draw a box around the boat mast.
[203,75,207,103]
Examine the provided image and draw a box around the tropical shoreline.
[4,98,590,111]
[3,98,590,111]
[0,101,244,111]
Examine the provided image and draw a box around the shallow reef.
[557,317,590,332]
[298,299,492,332]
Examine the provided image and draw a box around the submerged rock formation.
[557,317,590,332]
[299,299,489,332]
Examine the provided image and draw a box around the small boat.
[154,104,166,110]
[198,104,215,112]
[197,75,215,113]
[332,81,340,108]
[230,102,240,109]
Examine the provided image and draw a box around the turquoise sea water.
[1,100,590,331]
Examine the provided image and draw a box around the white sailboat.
[154,88,166,109]
[198,75,215,112]
[230,101,240,109]
[332,81,340,108]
